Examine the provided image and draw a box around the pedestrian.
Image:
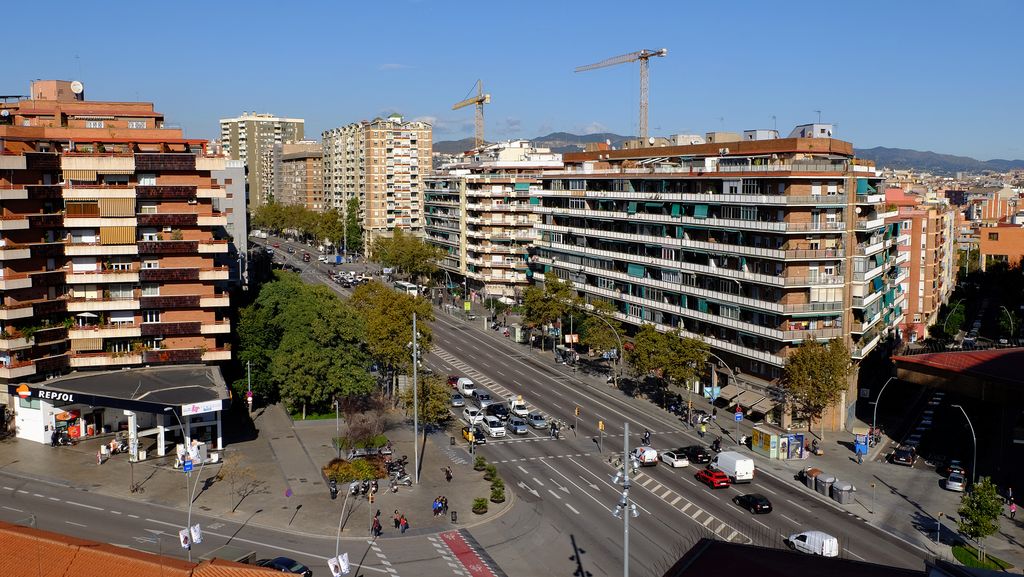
[399,514,409,534]
[699,423,707,438]
[445,466,453,482]
[432,498,440,517]
[371,516,382,537]
[393,509,401,529]
[1011,501,1017,520]
[712,408,717,422]
[442,496,449,515]
[50,429,58,447]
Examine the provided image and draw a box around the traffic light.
[575,406,580,417]
[598,420,605,431]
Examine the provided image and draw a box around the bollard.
[451,511,457,523]
[450,436,455,446]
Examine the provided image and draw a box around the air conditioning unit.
[162,226,172,233]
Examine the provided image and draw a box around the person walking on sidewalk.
[445,466,453,482]
[1010,501,1017,520]
[399,514,409,534]
[699,422,707,438]
[371,516,382,537]
[393,509,401,529]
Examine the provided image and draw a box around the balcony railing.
[137,213,199,227]
[138,268,200,282]
[141,321,202,336]
[135,185,198,200]
[143,347,203,364]
[134,153,196,172]
[137,240,199,255]
[139,294,201,309]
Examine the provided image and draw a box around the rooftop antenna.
[815,110,822,124]
[772,115,777,131]
[718,116,724,130]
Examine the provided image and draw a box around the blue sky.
[6,0,1022,160]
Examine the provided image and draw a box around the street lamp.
[163,406,203,562]
[1001,306,1015,337]
[952,404,977,485]
[610,421,640,577]
[871,376,898,450]
[704,350,740,442]
[411,313,421,485]
[943,300,965,337]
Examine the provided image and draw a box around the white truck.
[507,396,528,417]
[710,451,754,483]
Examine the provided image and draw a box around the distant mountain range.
[434,133,1024,175]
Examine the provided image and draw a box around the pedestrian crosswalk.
[631,470,751,544]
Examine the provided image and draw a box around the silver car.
[451,393,465,408]
[945,472,965,492]
[527,412,547,429]
[506,417,529,435]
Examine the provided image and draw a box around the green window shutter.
[671,204,681,217]
[693,204,709,219]
[856,179,876,194]
[514,182,530,191]
[874,253,883,267]
[529,196,540,205]
[645,202,664,209]
[680,294,688,308]
[872,277,883,291]
[627,201,638,214]
[627,264,645,278]
[698,298,708,313]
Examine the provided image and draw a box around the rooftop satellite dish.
[1,110,9,117]
[648,136,655,145]
[70,81,84,94]
[606,139,611,146]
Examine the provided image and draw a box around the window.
[141,228,159,241]
[19,397,40,409]
[127,120,147,129]
[110,258,132,271]
[139,202,158,214]
[989,232,999,241]
[138,174,157,186]
[142,259,159,269]
[720,305,740,320]
[628,304,642,318]
[85,120,105,129]
[142,310,160,323]
[145,337,162,350]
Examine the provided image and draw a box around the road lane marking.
[680,502,692,513]
[566,504,580,515]
[533,478,545,486]
[517,466,529,474]
[759,485,777,495]
[2,486,12,490]
[780,513,799,525]
[128,514,139,519]
[110,511,121,515]
[65,521,87,528]
[65,501,103,511]
[2,506,24,512]
[750,517,772,531]
[547,490,562,500]
[48,497,60,501]
[669,496,681,505]
[660,489,672,499]
[845,548,866,561]
[537,460,612,513]
[785,499,812,513]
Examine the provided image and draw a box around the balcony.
[33,299,67,316]
[0,335,32,350]
[198,240,229,254]
[137,213,199,227]
[69,324,142,340]
[0,215,30,231]
[134,153,196,172]
[202,348,232,362]
[28,213,64,228]
[66,269,140,284]
[70,352,142,368]
[0,359,36,379]
[0,157,27,170]
[143,348,202,364]
[137,240,198,255]
[0,303,34,320]
[61,154,135,173]
[135,185,197,200]
[140,294,201,309]
[139,268,200,283]
[200,295,231,308]
[25,184,63,199]
[0,245,32,260]
[66,298,139,312]
[196,187,226,199]
[65,243,139,256]
[201,321,232,334]
[199,267,230,281]
[141,321,202,336]
[0,273,32,290]
[0,188,29,201]
[855,217,886,231]
[198,214,228,226]
[195,157,226,172]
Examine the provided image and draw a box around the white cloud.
[413,115,473,135]
[576,121,609,135]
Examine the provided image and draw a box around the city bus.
[394,281,420,296]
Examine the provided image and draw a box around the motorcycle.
[390,471,412,486]
[349,481,360,496]
[711,437,722,453]
[360,480,370,495]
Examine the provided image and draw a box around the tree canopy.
[521,271,581,350]
[251,202,351,250]
[625,325,708,390]
[399,374,452,428]
[371,228,443,281]
[580,299,624,356]
[957,477,1004,549]
[781,338,852,434]
[235,271,375,417]
[350,280,435,377]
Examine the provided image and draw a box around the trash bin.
[833,481,855,504]
[804,467,822,490]
[450,436,456,446]
[816,475,835,497]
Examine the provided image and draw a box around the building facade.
[218,113,304,208]
[885,189,956,341]
[531,126,903,431]
[979,221,1024,271]
[0,80,232,442]
[278,141,324,211]
[210,159,248,285]
[425,140,561,299]
[322,114,431,251]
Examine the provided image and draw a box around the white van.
[710,451,754,483]
[457,378,476,397]
[507,396,528,417]
[631,447,659,467]
[787,531,839,557]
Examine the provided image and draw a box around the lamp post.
[936,512,944,544]
[943,299,965,337]
[952,404,977,485]
[1001,306,1015,337]
[334,397,341,460]
[411,313,420,485]
[576,305,623,389]
[610,421,639,577]
[163,407,202,562]
[704,350,739,442]
[871,376,898,450]
[335,488,351,561]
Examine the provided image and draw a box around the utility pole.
[412,312,420,485]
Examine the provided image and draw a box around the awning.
[872,277,883,291]
[733,390,765,411]
[63,169,97,181]
[670,204,681,217]
[645,202,664,209]
[513,182,530,191]
[627,263,645,278]
[751,397,777,414]
[693,204,709,219]
[76,312,98,318]
[627,202,638,214]
[716,384,741,401]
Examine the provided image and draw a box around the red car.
[696,468,731,489]
[447,375,460,388]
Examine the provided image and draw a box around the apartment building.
[425,141,561,299]
[322,114,432,251]
[530,125,903,431]
[885,189,956,341]
[278,141,324,211]
[979,219,1024,271]
[209,159,248,284]
[219,113,304,208]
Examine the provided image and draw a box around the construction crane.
[575,48,668,142]
[452,80,491,149]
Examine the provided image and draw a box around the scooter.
[711,437,722,453]
[390,472,412,486]
[349,481,360,496]
[360,480,370,495]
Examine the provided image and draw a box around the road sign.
[734,411,743,422]
[183,459,193,473]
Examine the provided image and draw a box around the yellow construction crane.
[452,80,491,149]
[575,48,668,142]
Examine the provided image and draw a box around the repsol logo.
[37,390,75,402]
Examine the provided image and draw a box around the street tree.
[345,197,363,252]
[781,338,852,441]
[317,208,344,249]
[580,299,623,356]
[350,280,434,392]
[399,374,452,430]
[660,329,710,392]
[957,477,1004,561]
[626,324,663,379]
[372,228,443,282]
[522,271,580,350]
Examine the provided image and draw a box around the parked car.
[462,408,483,426]
[941,459,966,477]
[659,448,691,468]
[786,531,839,557]
[462,426,486,445]
[526,412,548,429]
[732,493,773,514]
[695,468,731,489]
[891,446,917,467]
[451,393,465,408]
[945,472,966,492]
[482,416,506,438]
[448,375,460,388]
[286,246,295,254]
[457,378,476,397]
[506,417,529,435]
[680,445,711,464]
[256,557,313,577]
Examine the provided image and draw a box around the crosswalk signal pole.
[599,420,605,453]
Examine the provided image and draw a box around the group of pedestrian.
[432,496,449,517]
[392,509,409,534]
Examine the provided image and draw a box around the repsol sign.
[37,390,75,403]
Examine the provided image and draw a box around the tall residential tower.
[219,113,304,208]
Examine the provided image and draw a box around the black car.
[256,557,313,577]
[891,447,917,467]
[681,445,712,464]
[486,403,510,422]
[733,493,773,514]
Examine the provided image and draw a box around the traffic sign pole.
[735,406,743,444]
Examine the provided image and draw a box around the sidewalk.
[0,403,509,542]
[450,297,1024,569]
